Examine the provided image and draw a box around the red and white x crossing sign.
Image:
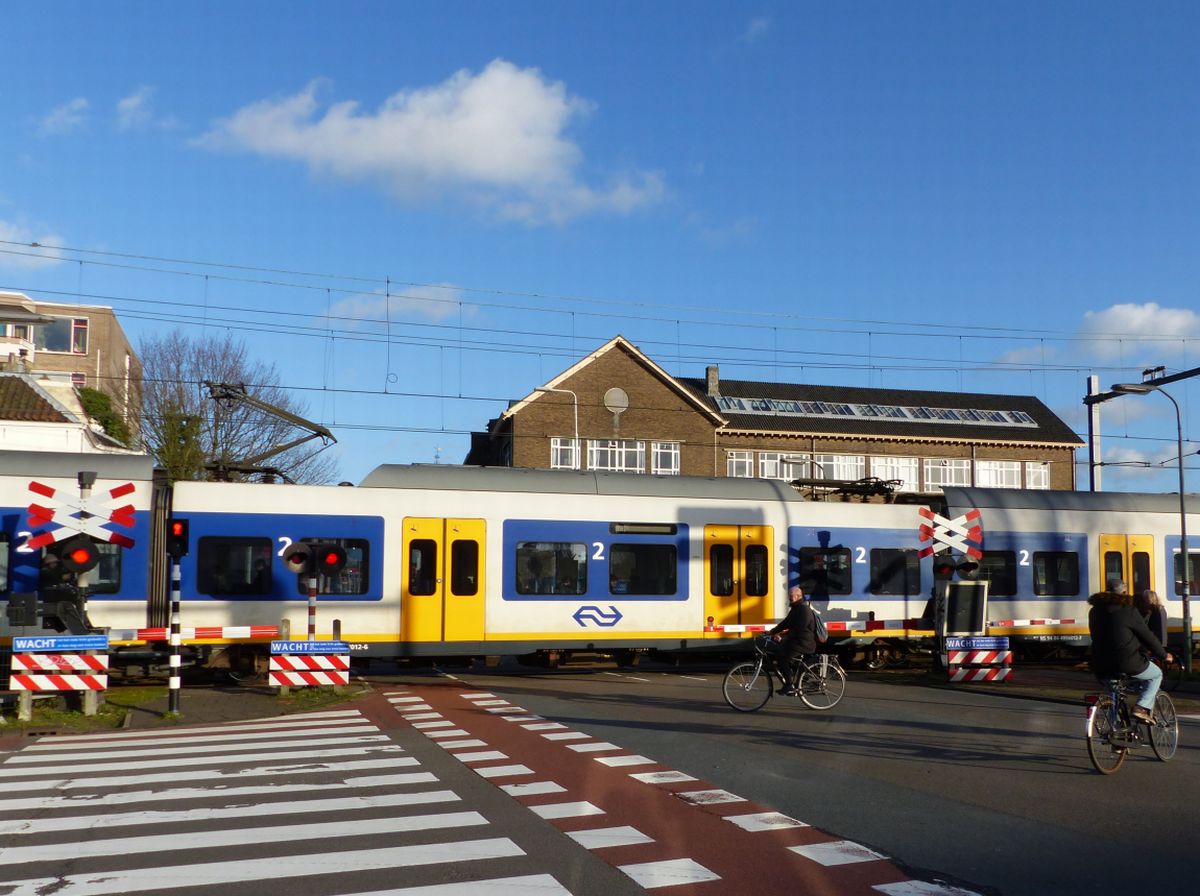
[917,506,983,559]
[25,480,137,550]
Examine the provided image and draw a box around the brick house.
[467,335,1082,496]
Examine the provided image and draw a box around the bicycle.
[1084,674,1178,774]
[1157,653,1184,693]
[723,635,847,712]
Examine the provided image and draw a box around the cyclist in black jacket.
[1088,578,1173,723]
[770,585,817,695]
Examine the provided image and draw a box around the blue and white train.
[1,451,1196,669]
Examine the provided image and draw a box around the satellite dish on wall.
[604,387,629,433]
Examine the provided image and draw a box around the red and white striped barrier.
[948,666,1012,683]
[947,649,1012,666]
[108,625,281,642]
[9,653,109,691]
[268,654,349,687]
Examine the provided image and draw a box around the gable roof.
[0,374,70,423]
[676,376,1082,446]
[501,335,723,423]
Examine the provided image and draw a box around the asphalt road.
[383,660,1198,896]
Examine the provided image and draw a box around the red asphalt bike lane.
[380,679,979,896]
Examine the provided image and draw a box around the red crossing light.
[60,535,101,573]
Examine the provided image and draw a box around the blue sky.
[2,2,1197,490]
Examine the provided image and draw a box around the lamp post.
[1112,381,1193,672]
[535,387,580,470]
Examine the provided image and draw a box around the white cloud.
[40,97,89,135]
[330,284,467,325]
[0,221,66,269]
[117,86,155,130]
[1079,302,1200,362]
[196,60,665,224]
[741,16,772,44]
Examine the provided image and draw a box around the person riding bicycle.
[1088,577,1173,724]
[770,585,818,695]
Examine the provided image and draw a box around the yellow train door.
[704,524,774,627]
[401,518,486,644]
[1099,533,1155,597]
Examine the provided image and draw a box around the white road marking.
[332,874,574,895]
[499,781,567,797]
[424,728,472,739]
[0,772,440,812]
[436,739,489,749]
[22,717,373,749]
[567,825,654,850]
[724,812,808,831]
[594,754,654,768]
[566,742,621,753]
[474,764,535,779]
[0,744,406,779]
[541,731,590,741]
[529,801,605,819]
[9,733,391,763]
[789,840,888,866]
[456,751,509,763]
[0,812,490,864]
[0,839,525,896]
[674,789,747,805]
[618,858,721,888]
[629,771,697,784]
[0,790,462,835]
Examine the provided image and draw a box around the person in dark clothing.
[1133,589,1169,646]
[770,585,817,695]
[1088,577,1173,723]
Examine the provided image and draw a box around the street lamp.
[534,387,580,470]
[1112,381,1193,672]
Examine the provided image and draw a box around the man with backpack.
[770,585,822,694]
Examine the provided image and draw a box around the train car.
[2,451,1196,670]
[942,487,1199,656]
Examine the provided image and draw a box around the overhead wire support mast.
[204,382,337,482]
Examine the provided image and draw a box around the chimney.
[706,365,720,397]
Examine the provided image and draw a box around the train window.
[198,537,273,596]
[710,544,734,596]
[1032,551,1079,596]
[0,533,8,591]
[291,538,369,596]
[1103,551,1123,588]
[409,539,438,596]
[869,548,921,596]
[744,544,769,597]
[976,551,1017,596]
[515,541,587,595]
[1132,551,1151,599]
[450,540,479,596]
[609,543,677,595]
[1173,551,1200,596]
[797,547,852,596]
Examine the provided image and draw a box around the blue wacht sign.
[271,640,350,655]
[14,635,110,652]
[945,636,1009,650]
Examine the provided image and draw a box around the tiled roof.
[676,377,1082,446]
[0,375,71,423]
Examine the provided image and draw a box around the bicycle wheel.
[798,659,846,710]
[723,661,773,712]
[1149,692,1178,761]
[1086,696,1127,774]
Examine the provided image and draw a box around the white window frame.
[812,454,865,482]
[923,458,972,491]
[726,450,754,478]
[1025,461,1050,490]
[759,452,809,481]
[870,456,919,491]
[976,460,1022,488]
[550,437,580,471]
[651,441,681,476]
[588,439,646,474]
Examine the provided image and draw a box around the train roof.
[944,486,1197,515]
[360,464,808,503]
[0,451,155,480]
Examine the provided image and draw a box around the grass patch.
[274,684,371,712]
[1,685,168,732]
